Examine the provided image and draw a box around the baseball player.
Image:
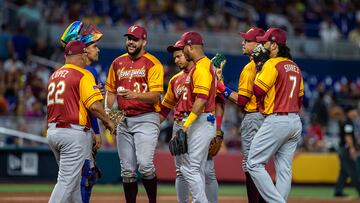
[216,27,266,203]
[163,31,216,203]
[246,28,304,203]
[60,21,105,203]
[160,42,223,203]
[47,40,115,203]
[105,25,164,203]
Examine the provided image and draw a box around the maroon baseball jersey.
[162,57,216,118]
[47,64,103,127]
[162,66,195,120]
[106,52,164,116]
[255,57,304,114]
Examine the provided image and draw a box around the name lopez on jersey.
[51,70,69,79]
[117,67,146,80]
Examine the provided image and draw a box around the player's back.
[273,58,303,113]
[47,64,94,127]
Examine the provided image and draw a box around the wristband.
[183,112,198,128]
[223,87,233,98]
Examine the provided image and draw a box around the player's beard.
[178,65,185,70]
[127,45,142,57]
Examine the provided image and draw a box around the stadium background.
[1,0,360,202]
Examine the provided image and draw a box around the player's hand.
[219,59,226,70]
[104,120,116,136]
[182,126,188,133]
[93,134,102,150]
[117,89,138,100]
[216,69,223,81]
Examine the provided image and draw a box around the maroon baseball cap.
[124,25,147,39]
[167,40,184,53]
[239,27,265,42]
[256,28,287,45]
[64,40,86,55]
[176,31,204,47]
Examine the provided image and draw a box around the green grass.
[0,183,358,199]
[289,186,358,199]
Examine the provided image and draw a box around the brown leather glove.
[208,130,224,157]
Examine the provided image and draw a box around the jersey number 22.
[48,81,65,105]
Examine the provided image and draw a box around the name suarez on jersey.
[284,64,299,74]
[117,67,146,80]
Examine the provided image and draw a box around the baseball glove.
[106,109,126,126]
[211,53,227,81]
[211,53,226,69]
[208,130,224,157]
[169,129,188,156]
[91,149,102,179]
[252,44,269,70]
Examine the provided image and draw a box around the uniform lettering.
[51,70,69,80]
[284,64,299,74]
[175,85,188,99]
[117,67,146,80]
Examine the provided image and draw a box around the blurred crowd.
[0,0,360,153]
[3,0,360,41]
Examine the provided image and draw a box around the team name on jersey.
[175,85,187,99]
[51,70,69,80]
[117,67,146,80]
[284,64,299,74]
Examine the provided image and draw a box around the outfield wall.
[0,147,346,184]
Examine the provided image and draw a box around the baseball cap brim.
[124,33,140,39]
[167,45,182,53]
[167,39,185,52]
[239,32,254,41]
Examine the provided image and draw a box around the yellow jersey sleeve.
[161,77,177,109]
[80,72,103,109]
[299,77,304,97]
[105,63,117,93]
[193,58,213,96]
[148,62,164,92]
[238,61,256,98]
[255,60,278,92]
